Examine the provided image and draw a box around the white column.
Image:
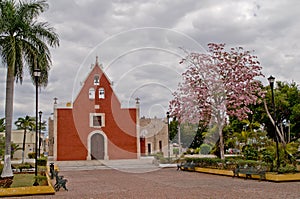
[136,98,141,159]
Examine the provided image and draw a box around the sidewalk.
[51,157,161,173]
[11,168,300,199]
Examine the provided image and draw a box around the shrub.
[37,157,47,166]
[186,148,195,155]
[173,148,179,155]
[38,166,47,175]
[28,152,35,159]
[194,147,200,154]
[278,165,297,174]
[17,164,31,172]
[242,145,258,160]
[34,175,48,185]
[200,144,211,155]
[185,157,225,169]
[184,157,271,170]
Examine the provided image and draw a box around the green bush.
[37,157,47,166]
[34,175,48,185]
[242,145,258,160]
[17,163,31,172]
[184,157,270,170]
[173,148,179,155]
[28,152,35,159]
[186,148,195,155]
[278,165,297,174]
[194,147,200,154]
[185,157,225,169]
[200,144,211,155]
[38,166,47,175]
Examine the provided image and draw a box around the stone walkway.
[4,159,300,199]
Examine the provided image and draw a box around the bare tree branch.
[263,99,286,146]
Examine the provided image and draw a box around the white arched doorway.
[87,130,109,160]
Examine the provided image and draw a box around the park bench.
[53,170,68,191]
[233,165,266,181]
[49,163,68,191]
[178,161,195,171]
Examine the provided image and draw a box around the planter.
[195,167,233,176]
[266,172,300,182]
[0,173,55,197]
[193,167,300,182]
[0,176,14,188]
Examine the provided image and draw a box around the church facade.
[49,58,141,160]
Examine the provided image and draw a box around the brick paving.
[6,168,300,199]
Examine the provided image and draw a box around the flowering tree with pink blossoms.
[169,43,265,159]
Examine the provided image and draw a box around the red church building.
[50,57,141,160]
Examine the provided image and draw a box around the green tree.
[0,0,59,178]
[0,135,5,158]
[169,117,178,142]
[262,81,300,142]
[0,118,4,132]
[179,122,198,148]
[14,115,35,163]
[189,121,206,149]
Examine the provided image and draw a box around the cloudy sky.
[0,0,299,125]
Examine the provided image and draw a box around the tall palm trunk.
[2,66,15,178]
[22,129,27,164]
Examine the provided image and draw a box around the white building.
[0,130,45,160]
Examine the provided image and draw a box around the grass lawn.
[11,174,36,188]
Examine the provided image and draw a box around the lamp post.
[268,75,280,171]
[33,69,41,186]
[166,112,170,161]
[38,111,42,158]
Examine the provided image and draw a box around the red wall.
[56,64,138,160]
[57,109,87,160]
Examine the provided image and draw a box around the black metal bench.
[50,163,68,192]
[178,162,195,171]
[233,165,266,181]
[53,170,68,191]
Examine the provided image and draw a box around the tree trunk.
[218,125,225,160]
[1,67,14,178]
[22,129,27,164]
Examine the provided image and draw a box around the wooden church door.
[91,133,105,160]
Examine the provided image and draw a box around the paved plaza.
[6,159,300,199]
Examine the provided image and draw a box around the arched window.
[89,88,95,99]
[94,75,100,85]
[99,88,105,99]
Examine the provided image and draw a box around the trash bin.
[50,163,54,179]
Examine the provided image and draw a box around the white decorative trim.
[87,130,109,160]
[53,108,58,160]
[136,103,141,159]
[89,113,105,128]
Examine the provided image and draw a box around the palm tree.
[15,116,35,163]
[0,0,59,178]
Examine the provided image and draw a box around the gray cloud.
[0,0,299,125]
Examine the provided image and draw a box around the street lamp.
[166,112,170,161]
[38,111,42,158]
[33,68,41,186]
[268,75,280,171]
